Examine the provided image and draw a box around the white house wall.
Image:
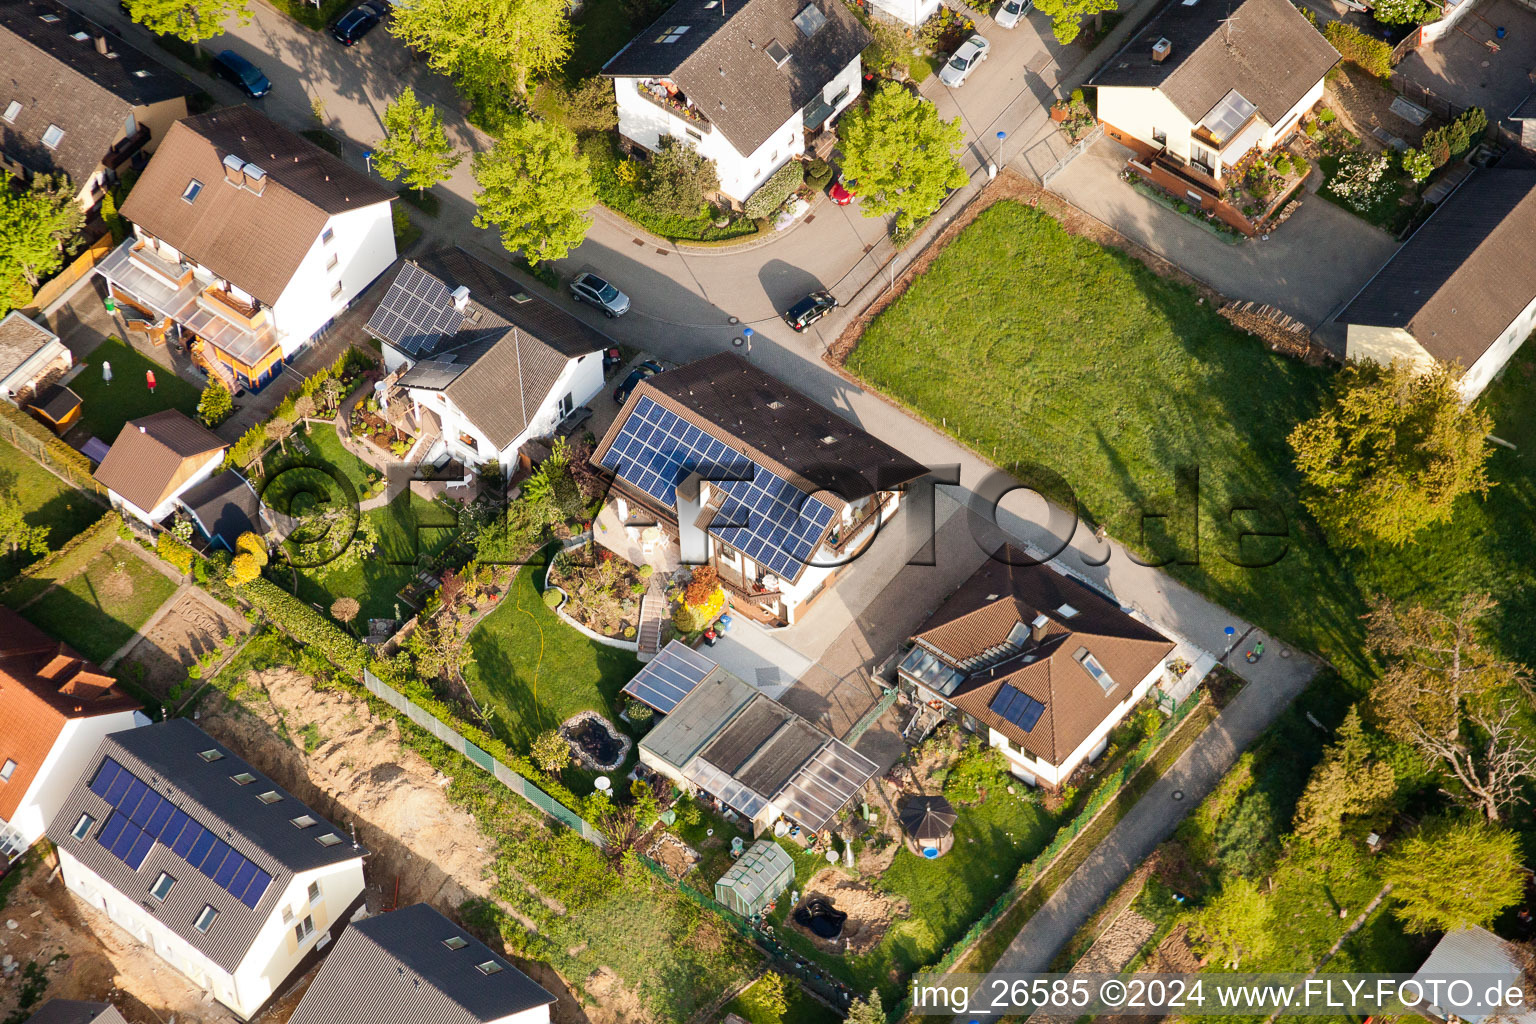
[487,1005,555,1024]
[270,202,395,357]
[866,0,941,26]
[1458,309,1536,399]
[1096,85,1196,160]
[1344,324,1437,372]
[0,711,145,853]
[1260,76,1324,149]
[495,352,606,471]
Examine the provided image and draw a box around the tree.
[746,972,789,1024]
[1367,594,1534,820]
[321,376,345,415]
[198,381,233,426]
[1188,878,1275,968]
[330,596,361,631]
[838,82,968,231]
[1293,707,1398,841]
[122,0,249,42]
[235,530,268,567]
[266,416,295,453]
[531,728,572,775]
[0,174,85,289]
[1288,359,1493,547]
[387,0,571,99]
[0,499,49,561]
[472,119,594,263]
[1381,816,1523,933]
[1034,0,1117,43]
[227,552,261,586]
[554,76,617,135]
[372,88,463,196]
[645,138,719,219]
[847,990,886,1024]
[1371,0,1434,24]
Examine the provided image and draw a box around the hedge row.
[1323,21,1394,79]
[743,160,805,220]
[0,511,122,609]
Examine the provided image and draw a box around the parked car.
[211,50,271,98]
[939,34,990,87]
[783,291,838,332]
[330,1,386,45]
[613,361,663,403]
[995,0,1031,28]
[830,175,858,206]
[570,272,632,318]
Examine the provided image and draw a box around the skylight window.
[443,936,468,950]
[256,790,281,804]
[182,179,202,203]
[41,124,64,150]
[70,29,89,40]
[290,814,318,829]
[1057,603,1079,618]
[476,961,504,975]
[230,772,256,785]
[72,813,95,840]
[39,12,60,20]
[133,69,152,77]
[0,759,13,782]
[2,101,18,123]
[194,905,218,933]
[316,833,343,847]
[655,24,689,42]
[150,872,176,901]
[792,3,827,36]
[764,39,791,67]
[197,748,224,762]
[1074,647,1116,694]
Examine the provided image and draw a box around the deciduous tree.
[1292,707,1397,841]
[122,0,249,43]
[1034,0,1117,43]
[1188,877,1275,968]
[1382,816,1523,933]
[373,88,463,196]
[473,119,594,263]
[330,596,361,630]
[1367,594,1534,820]
[387,0,572,98]
[1288,359,1493,547]
[0,174,85,289]
[0,497,49,561]
[838,82,968,230]
[1370,0,1434,25]
[532,728,572,775]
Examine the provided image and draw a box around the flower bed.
[1225,149,1310,225]
[547,545,650,641]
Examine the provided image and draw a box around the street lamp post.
[990,130,1008,179]
[742,326,753,361]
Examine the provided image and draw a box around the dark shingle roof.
[288,904,555,1024]
[1091,0,1338,124]
[602,0,870,154]
[178,469,261,548]
[1336,169,1536,366]
[1512,91,1536,120]
[369,249,606,450]
[27,384,81,424]
[913,546,1174,766]
[23,1001,129,1024]
[120,107,395,307]
[92,409,225,513]
[0,0,193,189]
[46,719,367,972]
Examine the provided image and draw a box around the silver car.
[995,0,1030,28]
[939,34,990,87]
[570,272,631,318]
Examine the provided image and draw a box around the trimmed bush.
[1324,21,1393,77]
[743,160,805,219]
[156,532,194,575]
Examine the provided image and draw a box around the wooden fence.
[20,232,114,317]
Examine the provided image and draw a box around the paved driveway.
[1049,136,1402,326]
[1394,0,1536,125]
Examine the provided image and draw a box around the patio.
[592,498,682,576]
[1394,0,1536,129]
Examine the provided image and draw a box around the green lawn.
[0,439,103,583]
[22,545,177,661]
[70,337,200,443]
[464,545,641,760]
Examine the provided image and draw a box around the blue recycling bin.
[717,614,733,633]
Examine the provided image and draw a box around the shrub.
[1318,107,1337,124]
[227,552,262,586]
[672,586,724,632]
[1401,147,1435,182]
[542,588,562,610]
[224,422,268,470]
[197,381,233,427]
[156,532,194,574]
[625,698,653,726]
[805,157,834,190]
[645,137,720,218]
[743,160,805,219]
[235,531,269,567]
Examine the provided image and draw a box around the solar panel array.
[989,685,1046,734]
[600,396,837,579]
[89,758,273,909]
[622,641,716,714]
[365,263,466,356]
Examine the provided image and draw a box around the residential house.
[1407,926,1536,1024]
[1091,0,1338,231]
[0,309,72,408]
[287,903,556,1024]
[589,352,927,627]
[866,0,941,27]
[603,0,869,202]
[46,719,369,1020]
[175,469,266,551]
[366,249,607,474]
[20,1001,130,1024]
[0,0,194,209]
[625,641,879,836]
[1334,168,1536,399]
[0,609,145,864]
[893,546,1176,789]
[92,409,227,525]
[98,106,396,391]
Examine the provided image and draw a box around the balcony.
[825,492,890,555]
[197,285,268,332]
[103,125,152,172]
[127,241,193,289]
[634,80,710,127]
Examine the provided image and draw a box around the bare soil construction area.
[790,868,907,956]
[118,589,251,701]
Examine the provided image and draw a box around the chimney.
[451,285,471,311]
[243,162,267,194]
[1030,613,1049,643]
[94,33,108,54]
[222,152,246,185]
[1152,36,1172,61]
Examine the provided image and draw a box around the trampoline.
[793,897,848,939]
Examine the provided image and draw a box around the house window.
[294,915,316,942]
[325,253,338,271]
[1074,647,1116,694]
[685,127,702,142]
[1057,603,1079,618]
[2,101,19,123]
[654,24,689,42]
[0,759,14,782]
[828,85,850,108]
[443,936,468,950]
[182,179,203,203]
[282,906,294,923]
[321,227,335,245]
[41,124,64,150]
[150,872,176,901]
[125,112,138,137]
[230,772,256,785]
[1191,144,1214,175]
[194,906,218,932]
[1151,126,1166,145]
[559,392,574,417]
[330,282,343,299]
[308,881,321,904]
[72,813,95,840]
[256,790,281,804]
[197,748,224,762]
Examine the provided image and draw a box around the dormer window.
[655,24,689,42]
[183,179,203,203]
[41,124,64,150]
[2,102,19,123]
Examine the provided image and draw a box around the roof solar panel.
[989,686,1045,733]
[622,641,717,713]
[365,262,466,356]
[600,397,837,580]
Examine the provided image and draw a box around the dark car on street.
[613,361,663,404]
[211,50,271,98]
[783,291,837,332]
[330,2,386,45]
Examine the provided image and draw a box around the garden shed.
[714,840,794,918]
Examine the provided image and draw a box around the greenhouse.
[714,839,794,918]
